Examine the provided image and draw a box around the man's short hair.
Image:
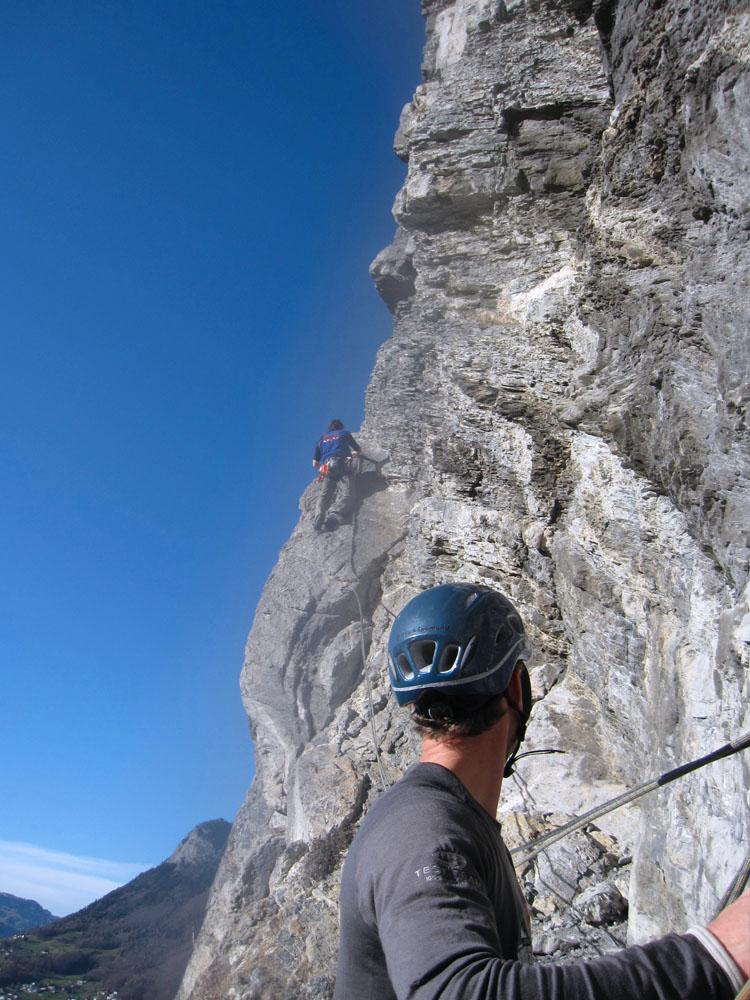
[411,690,509,740]
[328,419,344,431]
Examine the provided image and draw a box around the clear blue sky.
[1,0,424,916]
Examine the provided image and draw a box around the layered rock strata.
[179,1,750,997]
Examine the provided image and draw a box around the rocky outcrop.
[168,820,233,868]
[179,1,750,997]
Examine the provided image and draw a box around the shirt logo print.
[413,852,480,890]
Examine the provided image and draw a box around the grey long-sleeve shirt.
[333,762,734,1000]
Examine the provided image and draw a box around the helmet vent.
[461,635,478,667]
[437,644,460,674]
[410,640,437,672]
[463,591,479,608]
[495,624,512,645]
[396,653,414,681]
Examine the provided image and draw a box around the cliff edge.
[178,1,750,997]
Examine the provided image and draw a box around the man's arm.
[346,432,361,455]
[371,840,737,1000]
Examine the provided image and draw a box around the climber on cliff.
[333,582,750,1000]
[312,419,361,532]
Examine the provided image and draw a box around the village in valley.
[0,985,118,1000]
[0,935,118,1000]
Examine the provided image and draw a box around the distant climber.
[312,419,361,531]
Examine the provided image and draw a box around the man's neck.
[419,722,510,818]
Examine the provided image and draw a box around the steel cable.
[512,732,750,865]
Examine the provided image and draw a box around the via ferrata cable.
[511,731,750,865]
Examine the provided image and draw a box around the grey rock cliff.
[178,1,750,996]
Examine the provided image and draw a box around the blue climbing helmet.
[388,583,532,709]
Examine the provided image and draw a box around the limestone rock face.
[178,1,750,996]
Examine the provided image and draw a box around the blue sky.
[1,0,424,916]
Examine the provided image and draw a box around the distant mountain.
[0,892,57,936]
[0,819,230,1000]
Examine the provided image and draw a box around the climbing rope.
[716,851,750,915]
[511,731,750,865]
[344,454,391,793]
[306,451,392,791]
[348,583,390,793]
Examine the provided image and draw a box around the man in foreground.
[333,582,749,999]
[311,418,361,531]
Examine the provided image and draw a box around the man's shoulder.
[345,764,500,904]
[374,762,458,804]
[356,764,485,848]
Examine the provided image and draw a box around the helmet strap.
[502,696,526,778]
[502,664,532,778]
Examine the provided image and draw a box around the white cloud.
[0,841,152,917]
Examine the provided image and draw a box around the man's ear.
[506,666,523,708]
